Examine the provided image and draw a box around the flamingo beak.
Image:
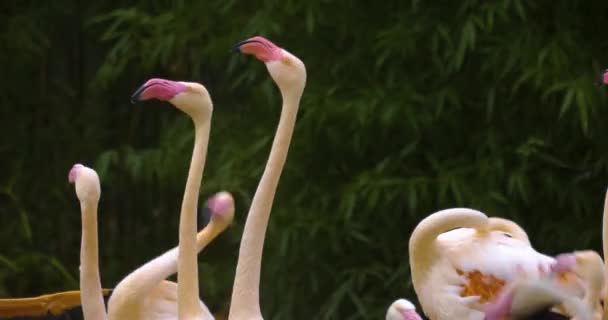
[232,36,284,62]
[232,39,264,53]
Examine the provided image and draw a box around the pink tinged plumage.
[130,78,187,102]
[551,253,576,273]
[603,70,608,84]
[483,288,514,320]
[401,310,423,320]
[68,163,84,183]
[234,36,284,62]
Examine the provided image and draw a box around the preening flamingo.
[386,299,423,320]
[409,209,557,319]
[107,78,215,320]
[106,191,234,320]
[228,36,306,320]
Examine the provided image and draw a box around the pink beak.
[131,78,187,103]
[233,36,284,62]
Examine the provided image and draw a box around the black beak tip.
[232,39,254,54]
[130,83,149,104]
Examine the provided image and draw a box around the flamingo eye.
[503,232,513,238]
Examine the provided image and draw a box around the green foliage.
[2,0,608,318]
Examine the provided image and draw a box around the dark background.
[2,1,608,319]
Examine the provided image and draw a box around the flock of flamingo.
[1,36,608,320]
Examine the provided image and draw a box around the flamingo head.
[386,299,423,320]
[551,253,577,274]
[600,69,608,85]
[131,78,212,120]
[234,36,306,97]
[484,217,531,246]
[68,163,101,203]
[206,191,235,229]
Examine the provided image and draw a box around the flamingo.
[227,36,306,320]
[386,299,424,320]
[68,164,106,320]
[108,78,215,320]
[409,209,557,319]
[0,165,110,320]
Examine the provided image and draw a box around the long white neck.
[602,189,608,316]
[178,119,211,320]
[80,201,107,320]
[228,90,301,319]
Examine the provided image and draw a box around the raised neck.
[177,118,211,319]
[228,88,302,319]
[80,201,107,320]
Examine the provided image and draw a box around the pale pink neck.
[602,189,608,313]
[229,90,301,319]
[178,119,211,319]
[80,201,107,320]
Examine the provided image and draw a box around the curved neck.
[80,201,107,320]
[178,119,211,320]
[408,209,487,297]
[229,89,301,319]
[106,218,222,318]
